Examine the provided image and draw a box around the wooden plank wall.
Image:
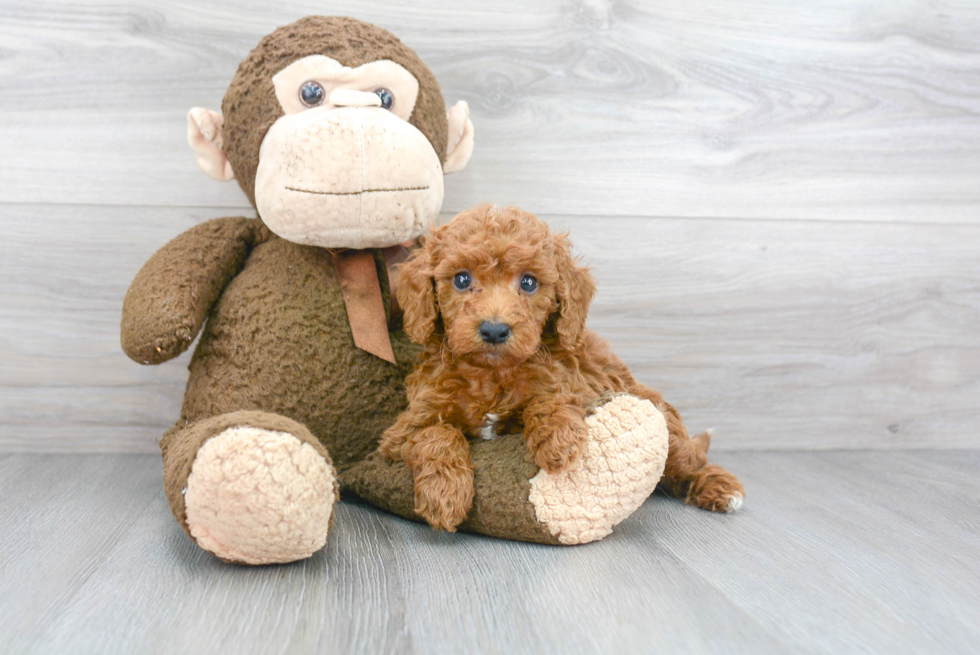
[1,0,978,452]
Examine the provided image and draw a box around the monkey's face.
[254,55,445,249]
[188,17,475,252]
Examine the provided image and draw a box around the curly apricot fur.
[379,205,744,530]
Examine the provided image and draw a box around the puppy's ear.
[397,239,439,344]
[552,233,596,350]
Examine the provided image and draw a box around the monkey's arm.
[121,216,262,365]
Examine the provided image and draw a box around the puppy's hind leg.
[630,387,745,512]
[661,429,745,512]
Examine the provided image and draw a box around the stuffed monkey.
[121,16,669,565]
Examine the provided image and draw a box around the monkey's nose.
[479,321,511,345]
[329,88,383,108]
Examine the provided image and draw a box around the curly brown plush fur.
[379,204,745,531]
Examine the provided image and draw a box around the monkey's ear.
[443,101,475,174]
[187,108,235,181]
[396,242,440,344]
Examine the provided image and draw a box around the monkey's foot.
[341,394,668,546]
[162,411,338,565]
[528,394,669,544]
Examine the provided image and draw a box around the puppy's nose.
[479,321,511,345]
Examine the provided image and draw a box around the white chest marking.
[479,413,500,440]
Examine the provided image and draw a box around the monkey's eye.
[520,274,538,294]
[453,271,472,291]
[374,88,394,110]
[299,81,325,107]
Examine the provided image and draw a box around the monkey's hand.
[121,216,261,364]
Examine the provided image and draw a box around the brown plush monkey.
[122,16,670,565]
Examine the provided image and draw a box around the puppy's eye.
[299,81,325,107]
[453,271,472,291]
[520,274,538,294]
[374,88,394,110]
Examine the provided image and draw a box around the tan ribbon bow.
[333,247,410,365]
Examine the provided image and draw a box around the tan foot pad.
[184,427,336,565]
[528,395,669,545]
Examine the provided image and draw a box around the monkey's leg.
[341,393,668,545]
[161,411,339,565]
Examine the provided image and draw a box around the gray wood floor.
[1,450,977,655]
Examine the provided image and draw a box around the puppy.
[380,204,744,531]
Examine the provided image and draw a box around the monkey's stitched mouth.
[285,185,429,196]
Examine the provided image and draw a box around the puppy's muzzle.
[479,321,511,345]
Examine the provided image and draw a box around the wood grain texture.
[2,204,978,452]
[1,1,979,452]
[0,451,977,654]
[0,0,979,221]
[573,214,980,450]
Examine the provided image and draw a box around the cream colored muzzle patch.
[184,426,336,565]
[528,395,669,545]
[254,106,444,249]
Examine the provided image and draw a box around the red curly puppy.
[379,204,744,531]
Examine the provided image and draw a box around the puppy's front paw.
[526,410,589,475]
[413,464,475,531]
